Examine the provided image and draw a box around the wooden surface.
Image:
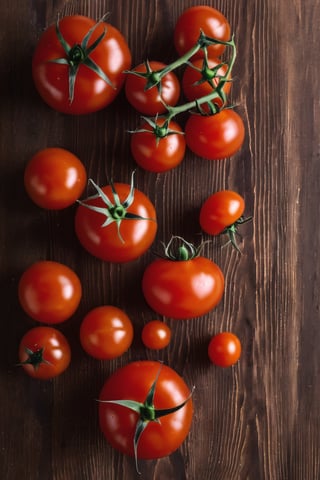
[1,0,320,479]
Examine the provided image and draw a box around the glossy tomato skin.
[125,61,180,115]
[174,6,231,59]
[200,190,245,235]
[80,306,134,359]
[18,326,71,379]
[18,261,82,324]
[182,57,231,109]
[24,148,87,209]
[130,118,186,172]
[185,110,245,160]
[99,361,193,459]
[75,183,157,262]
[141,320,171,350]
[32,15,131,114]
[142,257,224,319]
[208,332,241,367]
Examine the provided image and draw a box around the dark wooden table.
[1,1,320,479]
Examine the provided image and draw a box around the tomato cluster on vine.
[17,5,251,472]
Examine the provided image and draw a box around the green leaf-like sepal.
[221,215,253,253]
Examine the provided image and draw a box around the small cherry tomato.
[185,109,245,160]
[141,320,171,350]
[18,326,71,379]
[80,305,134,359]
[208,332,241,367]
[24,148,87,209]
[130,118,186,172]
[18,261,82,324]
[200,190,245,235]
[174,6,231,59]
[125,61,180,115]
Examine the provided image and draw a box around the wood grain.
[1,0,320,479]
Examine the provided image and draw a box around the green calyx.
[160,236,207,261]
[222,216,253,253]
[98,364,193,474]
[77,171,154,243]
[18,347,51,370]
[129,115,185,143]
[50,14,114,103]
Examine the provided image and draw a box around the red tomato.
[75,177,157,263]
[80,306,134,360]
[200,190,245,235]
[18,326,71,379]
[130,118,186,172]
[99,361,193,461]
[141,320,171,350]
[125,61,180,115]
[24,148,87,209]
[174,6,231,59]
[185,109,245,160]
[18,261,82,324]
[32,15,131,114]
[182,57,231,109]
[208,332,241,367]
[142,240,224,319]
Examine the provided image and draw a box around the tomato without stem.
[75,175,157,262]
[18,326,71,379]
[141,320,171,350]
[174,6,231,59]
[99,361,193,462]
[185,109,245,160]
[208,332,241,367]
[80,305,134,360]
[18,261,82,324]
[24,148,87,209]
[125,61,180,115]
[130,118,186,172]
[32,15,131,114]
[200,190,245,235]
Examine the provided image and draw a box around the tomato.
[208,332,241,367]
[185,109,245,160]
[24,147,87,209]
[130,118,186,172]
[99,361,193,465]
[18,261,82,324]
[174,6,231,59]
[75,175,157,262]
[182,56,231,109]
[18,326,71,379]
[32,15,131,114]
[125,61,180,115]
[200,190,245,235]
[80,305,134,360]
[141,320,171,350]
[142,237,224,319]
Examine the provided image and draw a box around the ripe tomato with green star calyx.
[130,117,186,172]
[80,305,134,360]
[125,61,180,115]
[18,326,71,380]
[174,6,231,60]
[98,361,193,472]
[74,173,157,263]
[142,237,224,319]
[18,261,82,324]
[32,14,131,114]
[24,147,87,209]
[185,109,245,160]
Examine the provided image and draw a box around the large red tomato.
[174,6,231,59]
[142,237,224,319]
[99,361,193,467]
[32,15,131,114]
[75,175,157,262]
